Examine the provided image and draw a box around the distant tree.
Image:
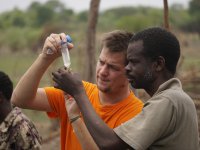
[183,0,200,34]
[189,0,200,34]
[85,0,100,82]
[189,0,200,15]
[29,2,54,27]
[99,7,163,32]
[0,9,26,29]
[77,11,88,22]
[169,4,190,28]
[27,1,74,27]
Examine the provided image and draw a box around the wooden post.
[163,0,170,30]
[85,0,100,82]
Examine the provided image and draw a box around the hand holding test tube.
[47,35,72,68]
[61,35,72,68]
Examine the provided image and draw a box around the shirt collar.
[153,78,182,98]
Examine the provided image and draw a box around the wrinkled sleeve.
[14,115,42,149]
[44,87,65,118]
[114,97,176,150]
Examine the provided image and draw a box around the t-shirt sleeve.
[44,87,65,118]
[44,82,92,118]
[114,97,176,150]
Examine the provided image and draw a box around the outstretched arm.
[53,68,134,150]
[64,95,99,150]
[11,33,73,112]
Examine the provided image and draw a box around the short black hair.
[0,71,13,100]
[130,27,180,75]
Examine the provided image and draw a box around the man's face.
[125,40,155,89]
[96,47,129,93]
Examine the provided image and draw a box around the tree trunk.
[85,0,100,82]
[163,0,170,30]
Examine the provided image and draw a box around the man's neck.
[99,89,130,105]
[0,104,12,124]
[146,72,174,97]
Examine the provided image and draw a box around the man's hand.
[42,33,74,59]
[64,94,81,119]
[52,68,84,97]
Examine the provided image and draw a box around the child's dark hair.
[0,71,13,100]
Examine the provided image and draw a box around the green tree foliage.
[98,7,164,32]
[0,0,75,52]
[189,0,200,15]
[187,0,200,33]
[117,7,163,31]
[0,0,198,53]
[28,2,54,27]
[27,1,74,27]
[0,9,27,29]
[76,11,88,22]
[178,0,200,34]
[170,4,191,27]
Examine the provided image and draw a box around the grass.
[0,51,37,85]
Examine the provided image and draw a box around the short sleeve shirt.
[114,78,199,150]
[45,81,144,150]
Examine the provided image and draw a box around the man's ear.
[154,56,165,71]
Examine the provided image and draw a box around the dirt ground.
[35,121,61,150]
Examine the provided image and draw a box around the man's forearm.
[74,92,131,150]
[72,117,99,150]
[11,54,53,108]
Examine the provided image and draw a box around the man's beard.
[97,84,111,93]
[130,70,154,89]
[144,70,153,82]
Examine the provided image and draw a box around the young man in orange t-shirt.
[12,30,143,150]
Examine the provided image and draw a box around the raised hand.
[42,33,74,60]
[52,67,85,97]
[64,94,81,119]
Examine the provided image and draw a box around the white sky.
[0,0,190,13]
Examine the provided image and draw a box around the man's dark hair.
[0,71,13,100]
[102,30,133,55]
[130,27,180,75]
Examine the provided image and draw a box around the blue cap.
[66,35,72,43]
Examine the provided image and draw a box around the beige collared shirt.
[114,78,199,150]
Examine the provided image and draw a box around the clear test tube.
[61,41,71,68]
[46,35,72,68]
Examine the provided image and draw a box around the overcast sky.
[0,0,191,13]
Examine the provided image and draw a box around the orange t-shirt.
[44,81,143,150]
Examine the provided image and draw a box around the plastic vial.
[61,41,71,68]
